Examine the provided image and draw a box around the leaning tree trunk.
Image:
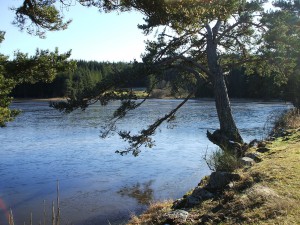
[206,33,244,156]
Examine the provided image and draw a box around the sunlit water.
[0,99,291,224]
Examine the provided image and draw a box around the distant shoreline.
[12,97,289,104]
[13,97,67,102]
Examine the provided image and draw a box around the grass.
[133,90,148,99]
[127,127,300,224]
[127,201,173,225]
[271,108,300,137]
[249,131,300,224]
[8,181,61,225]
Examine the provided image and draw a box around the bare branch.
[177,56,213,77]
[174,64,207,84]
[212,19,222,41]
[156,55,212,78]
[216,19,243,42]
[205,24,213,40]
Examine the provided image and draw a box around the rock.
[283,136,290,141]
[245,152,262,162]
[211,204,223,213]
[192,187,215,200]
[174,187,215,208]
[205,172,241,191]
[186,195,201,207]
[257,147,270,153]
[249,139,259,147]
[257,141,267,148]
[184,188,215,207]
[283,130,292,136]
[199,214,214,223]
[246,184,279,199]
[240,157,255,166]
[198,175,210,187]
[172,198,186,209]
[228,182,234,188]
[163,210,189,224]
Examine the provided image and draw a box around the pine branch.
[115,92,194,156]
[100,83,157,139]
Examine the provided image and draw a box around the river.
[0,99,291,224]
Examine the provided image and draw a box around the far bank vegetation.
[12,60,292,102]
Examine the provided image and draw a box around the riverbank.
[13,96,288,103]
[13,97,67,102]
[127,127,300,224]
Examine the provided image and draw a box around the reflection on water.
[118,181,154,205]
[0,99,291,225]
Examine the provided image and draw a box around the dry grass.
[133,90,148,99]
[127,201,173,225]
[127,127,300,225]
[8,181,61,225]
[247,130,300,225]
[271,108,300,136]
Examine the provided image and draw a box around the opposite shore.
[12,97,289,103]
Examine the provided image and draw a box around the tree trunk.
[206,28,244,156]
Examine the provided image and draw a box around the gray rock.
[257,147,270,153]
[192,187,215,200]
[178,188,215,208]
[245,152,262,162]
[249,139,259,147]
[164,210,189,224]
[240,157,255,166]
[199,214,214,223]
[186,188,214,207]
[186,195,201,206]
[172,198,185,209]
[205,172,241,190]
[257,141,267,148]
[228,182,234,188]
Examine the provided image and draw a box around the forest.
[12,60,145,98]
[11,59,291,100]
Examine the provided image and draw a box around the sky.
[0,0,148,62]
[1,1,276,62]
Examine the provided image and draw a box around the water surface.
[0,99,290,224]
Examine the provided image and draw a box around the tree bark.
[205,24,244,156]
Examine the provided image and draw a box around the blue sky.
[0,0,148,62]
[1,1,276,62]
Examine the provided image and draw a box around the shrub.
[205,148,242,172]
[271,108,300,136]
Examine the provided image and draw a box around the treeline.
[152,67,286,100]
[12,60,289,100]
[197,67,284,99]
[12,60,147,98]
